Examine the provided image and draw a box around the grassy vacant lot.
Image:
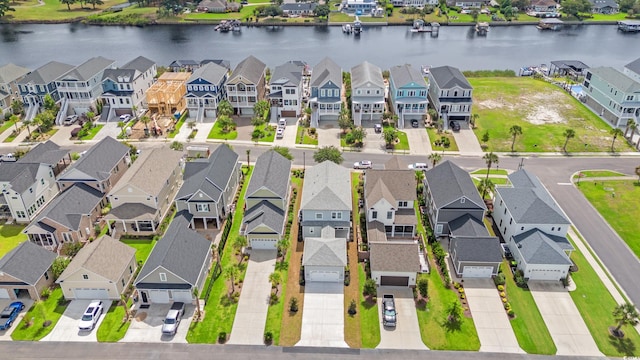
[208,121,238,140]
[183,7,253,21]
[575,170,627,178]
[470,77,633,153]
[6,0,126,21]
[97,300,132,342]
[426,128,459,152]
[329,12,387,23]
[0,224,27,257]
[12,287,67,341]
[358,264,380,348]
[120,238,156,264]
[576,180,640,258]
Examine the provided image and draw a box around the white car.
[119,114,132,122]
[78,300,103,331]
[276,127,285,139]
[354,160,372,169]
[408,163,428,171]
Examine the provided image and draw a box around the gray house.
[299,161,351,240]
[269,61,305,118]
[302,226,347,283]
[0,241,56,300]
[175,145,241,230]
[309,57,342,127]
[428,66,473,128]
[350,61,385,126]
[0,63,30,116]
[134,211,212,304]
[225,55,267,116]
[17,61,75,120]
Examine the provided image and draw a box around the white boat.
[342,24,352,34]
[353,16,362,35]
[421,65,431,75]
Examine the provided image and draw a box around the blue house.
[17,61,74,119]
[309,57,342,128]
[185,62,229,122]
[388,64,429,128]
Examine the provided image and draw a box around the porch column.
[134,220,139,232]
[121,220,127,233]
[203,218,208,230]
[151,220,156,233]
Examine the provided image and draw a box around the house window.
[372,211,377,219]
[460,198,465,204]
[504,208,507,215]
[387,211,393,219]
[398,201,407,207]
[29,188,33,193]
[557,227,561,231]
[331,212,342,220]
[83,274,89,280]
[334,89,339,97]
[41,179,45,185]
[521,226,524,231]
[551,227,554,231]
[436,224,443,233]
[315,213,323,219]
[160,273,167,282]
[44,272,49,280]
[122,279,125,287]
[321,89,326,97]
[196,203,210,212]
[129,266,133,274]
[509,218,512,225]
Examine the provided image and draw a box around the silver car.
[162,302,185,336]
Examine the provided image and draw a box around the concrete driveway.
[48,125,78,145]
[228,250,276,345]
[0,299,33,341]
[42,300,112,342]
[463,278,523,354]
[451,125,483,156]
[404,127,432,156]
[316,121,341,148]
[376,287,427,350]
[273,120,297,148]
[296,282,347,348]
[529,281,602,357]
[120,303,195,343]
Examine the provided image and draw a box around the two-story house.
[18,140,72,177]
[0,162,59,224]
[106,148,183,236]
[344,0,376,13]
[243,150,291,250]
[57,136,131,194]
[350,61,385,126]
[281,2,317,16]
[623,57,640,83]
[185,62,228,122]
[0,64,30,116]
[226,55,267,116]
[101,56,157,120]
[299,161,351,240]
[146,71,190,117]
[527,0,559,16]
[428,65,473,129]
[388,64,429,128]
[309,57,342,128]
[583,66,640,129]
[391,0,436,7]
[17,61,75,119]
[169,59,230,73]
[269,61,305,118]
[493,169,574,281]
[175,144,241,230]
[589,0,618,14]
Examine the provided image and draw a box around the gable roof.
[389,64,428,89]
[365,169,416,206]
[246,150,292,200]
[61,136,129,183]
[0,241,56,285]
[369,241,420,273]
[449,214,490,237]
[188,62,228,85]
[512,229,573,265]
[429,66,472,90]
[625,57,640,76]
[351,61,384,89]
[59,56,114,82]
[0,162,42,193]
[135,212,211,286]
[18,61,75,85]
[0,63,30,84]
[302,227,347,267]
[57,235,136,283]
[110,148,182,196]
[228,56,266,85]
[589,0,618,9]
[177,144,238,201]
[18,140,69,166]
[530,0,557,6]
[200,59,231,71]
[122,56,156,74]
[30,183,104,231]
[281,2,317,10]
[589,67,640,93]
[384,155,408,170]
[451,237,502,263]
[270,61,304,88]
[311,57,342,88]
[424,160,485,210]
[300,161,351,211]
[244,200,286,234]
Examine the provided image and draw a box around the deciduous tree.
[313,146,343,164]
[0,0,15,17]
[272,146,293,160]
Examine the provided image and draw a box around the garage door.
[0,288,10,299]
[251,238,277,250]
[529,269,562,281]
[462,266,494,278]
[149,290,170,304]
[205,109,216,118]
[281,111,296,118]
[72,288,109,300]
[172,290,193,303]
[308,270,340,282]
[380,276,409,286]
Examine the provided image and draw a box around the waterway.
[0,23,638,70]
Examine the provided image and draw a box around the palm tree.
[428,153,442,167]
[246,149,251,166]
[509,125,523,152]
[120,294,130,320]
[224,265,240,296]
[193,287,201,317]
[635,165,640,183]
[9,114,19,133]
[23,118,32,138]
[610,128,624,152]
[435,118,444,134]
[470,113,479,129]
[131,105,138,120]
[269,272,282,295]
[478,178,495,200]
[140,115,151,134]
[233,235,248,265]
[624,119,635,138]
[415,169,425,187]
[117,121,126,137]
[483,152,499,181]
[277,238,290,265]
[563,129,576,153]
[218,100,234,118]
[612,303,640,337]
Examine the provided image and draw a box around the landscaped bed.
[426,128,459,152]
[11,287,68,341]
[296,126,318,145]
[207,121,238,140]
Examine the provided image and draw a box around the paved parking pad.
[120,303,194,343]
[43,300,112,342]
[376,286,427,350]
[0,299,34,341]
[296,282,347,348]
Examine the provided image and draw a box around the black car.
[449,121,461,132]
[410,119,419,128]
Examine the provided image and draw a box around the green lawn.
[167,114,187,139]
[395,130,410,151]
[3,129,21,143]
[471,169,508,176]
[207,121,238,140]
[564,12,629,21]
[568,235,640,357]
[329,12,387,23]
[11,287,67,341]
[183,6,254,21]
[575,170,627,178]
[120,238,156,264]
[470,77,634,153]
[78,124,104,140]
[253,123,275,143]
[472,176,510,186]
[358,263,380,348]
[296,126,318,145]
[426,128,459,152]
[0,224,27,257]
[6,0,127,21]
[0,120,17,135]
[97,300,132,342]
[577,180,640,258]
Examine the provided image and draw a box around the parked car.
[0,301,24,330]
[0,153,16,163]
[410,119,419,128]
[374,124,382,133]
[276,127,285,139]
[162,302,185,336]
[449,121,461,132]
[119,114,132,122]
[382,295,397,328]
[353,160,372,169]
[78,300,103,331]
[278,118,286,128]
[64,115,79,126]
[408,163,428,171]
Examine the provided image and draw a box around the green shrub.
[417,278,429,298]
[264,331,273,343]
[497,284,504,291]
[218,332,227,343]
[289,297,298,312]
[514,270,527,288]
[363,278,377,296]
[494,273,506,286]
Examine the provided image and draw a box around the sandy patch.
[477,99,509,110]
[525,106,566,125]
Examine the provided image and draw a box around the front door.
[140,291,148,303]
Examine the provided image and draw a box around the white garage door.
[149,290,170,304]
[529,269,562,281]
[308,270,340,282]
[0,288,10,299]
[205,109,216,118]
[251,238,277,250]
[72,288,109,300]
[172,290,193,303]
[462,266,494,278]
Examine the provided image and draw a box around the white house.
[101,56,156,120]
[0,162,59,224]
[350,61,385,126]
[269,61,305,118]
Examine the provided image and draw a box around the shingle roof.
[310,57,342,88]
[589,67,640,93]
[59,56,114,82]
[101,68,136,83]
[135,212,211,286]
[389,64,427,89]
[176,144,239,202]
[227,55,266,85]
[451,237,502,263]
[512,229,573,265]
[370,241,420,273]
[589,0,618,9]
[0,162,41,194]
[449,214,490,237]
[18,61,74,85]
[300,161,351,211]
[122,56,156,74]
[270,61,304,88]
[188,62,228,85]
[246,150,291,200]
[384,156,408,170]
[365,169,416,207]
[429,66,472,90]
[351,61,384,89]
[281,2,317,11]
[107,203,156,220]
[625,57,640,75]
[32,183,104,231]
[61,136,129,183]
[57,235,136,283]
[424,160,485,210]
[0,241,56,285]
[302,226,347,267]
[244,200,286,235]
[0,63,30,84]
[18,140,69,166]
[110,148,182,196]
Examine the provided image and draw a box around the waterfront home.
[447,0,486,8]
[588,0,618,14]
[269,61,305,118]
[196,0,239,13]
[391,0,436,8]
[344,0,376,13]
[624,57,640,83]
[582,66,640,129]
[428,66,473,128]
[17,61,74,119]
[0,162,59,224]
[101,56,156,121]
[350,61,385,126]
[169,59,230,73]
[185,62,228,122]
[226,55,267,116]
[0,241,56,301]
[146,71,190,117]
[388,64,429,128]
[281,2,317,16]
[527,0,559,16]
[309,57,342,127]
[0,64,30,116]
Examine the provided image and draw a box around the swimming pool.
[570,84,584,95]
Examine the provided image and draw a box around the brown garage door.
[380,276,409,286]
[280,110,297,117]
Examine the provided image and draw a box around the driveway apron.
[404,127,432,156]
[296,282,347,348]
[0,299,34,341]
[42,300,112,342]
[121,303,194,343]
[376,286,427,350]
[451,127,483,156]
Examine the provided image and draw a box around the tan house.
[226,56,267,116]
[106,148,184,236]
[146,72,190,117]
[0,241,56,300]
[56,235,137,300]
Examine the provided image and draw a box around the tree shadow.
[360,296,376,310]
[0,224,24,237]
[441,317,462,332]
[608,334,637,356]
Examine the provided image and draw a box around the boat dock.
[475,22,489,35]
[618,20,640,32]
[537,18,564,31]
[409,20,440,37]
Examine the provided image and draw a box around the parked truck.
[382,294,397,328]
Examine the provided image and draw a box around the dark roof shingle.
[0,241,56,285]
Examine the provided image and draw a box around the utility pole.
[518,157,525,170]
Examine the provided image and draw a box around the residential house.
[101,56,157,120]
[369,241,420,286]
[449,237,502,278]
[493,169,574,281]
[0,241,56,300]
[428,65,473,128]
[57,136,131,194]
[56,235,137,300]
[23,183,106,251]
[302,226,347,283]
[299,161,351,240]
[582,67,640,129]
[243,150,291,250]
[18,140,71,176]
[269,61,305,118]
[0,162,59,223]
[134,211,212,304]
[196,0,239,12]
[281,2,317,16]
[527,0,559,16]
[589,0,618,14]
[388,64,429,128]
[344,0,376,13]
[175,144,241,230]
[106,148,183,236]
[0,63,30,116]
[447,0,487,8]
[226,55,267,116]
[309,57,342,127]
[391,0,436,7]
[17,61,74,118]
[350,61,385,126]
[623,57,640,83]
[185,62,228,122]
[168,59,230,73]
[146,71,190,117]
